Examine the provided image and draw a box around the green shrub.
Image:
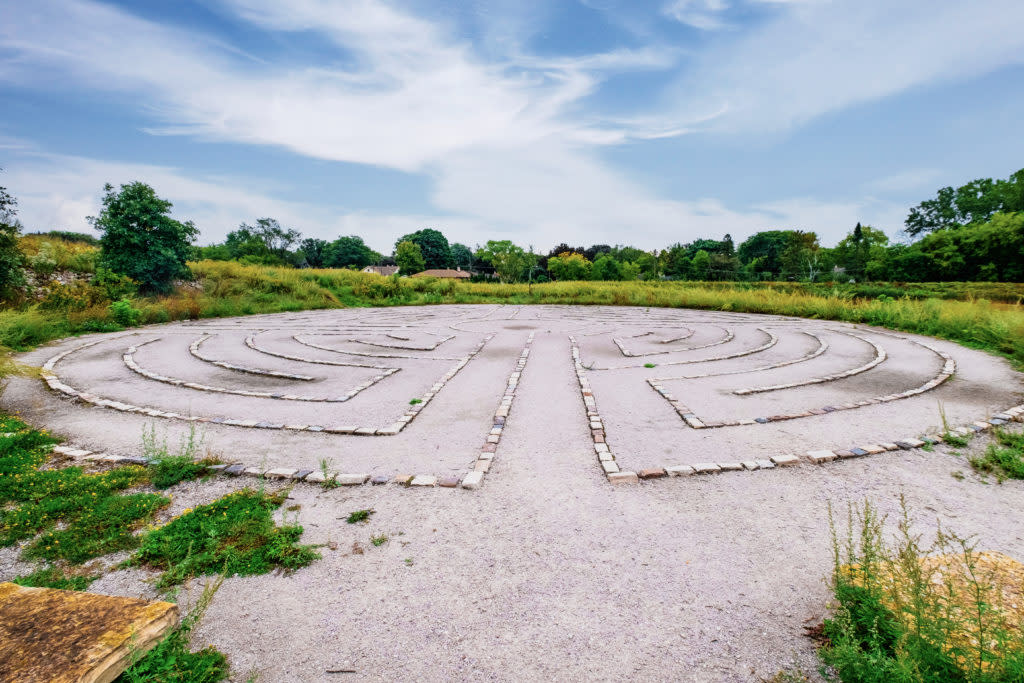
[109,298,142,327]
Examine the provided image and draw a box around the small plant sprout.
[319,457,339,489]
[643,362,656,368]
[346,509,374,524]
[404,557,414,567]
[371,533,388,547]
[409,398,423,405]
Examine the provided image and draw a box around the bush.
[109,299,142,327]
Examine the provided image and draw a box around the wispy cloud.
[662,0,730,30]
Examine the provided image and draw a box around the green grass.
[142,424,218,489]
[820,498,1024,682]
[3,261,1024,371]
[346,509,374,524]
[969,429,1024,481]
[118,577,229,683]
[129,488,319,590]
[12,565,98,591]
[0,416,167,563]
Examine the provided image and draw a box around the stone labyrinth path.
[16,305,1023,489]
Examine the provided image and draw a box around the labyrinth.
[15,305,1024,487]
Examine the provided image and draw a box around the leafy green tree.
[324,236,379,269]
[224,218,301,265]
[661,243,691,279]
[477,240,534,283]
[778,231,822,281]
[591,253,624,280]
[737,230,797,279]
[451,243,474,270]
[546,252,592,281]
[0,175,26,301]
[834,224,889,278]
[691,250,711,280]
[633,252,660,280]
[298,238,327,268]
[905,168,1024,236]
[89,182,197,294]
[394,240,425,274]
[395,228,452,270]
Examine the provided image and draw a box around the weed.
[950,470,965,481]
[119,576,229,683]
[409,398,422,405]
[129,488,318,590]
[643,363,656,368]
[819,496,1024,681]
[143,423,217,489]
[371,533,388,547]
[12,565,98,591]
[318,457,339,489]
[404,557,414,567]
[968,429,1024,481]
[346,509,374,524]
[109,298,142,327]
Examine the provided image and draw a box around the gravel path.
[2,304,1023,681]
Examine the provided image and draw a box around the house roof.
[411,268,471,279]
[362,265,400,276]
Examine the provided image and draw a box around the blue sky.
[1,0,1023,253]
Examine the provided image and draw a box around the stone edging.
[40,335,493,435]
[49,332,539,492]
[293,335,462,360]
[589,328,777,370]
[189,334,315,381]
[647,335,953,429]
[126,339,396,402]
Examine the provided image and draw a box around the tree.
[591,253,624,280]
[477,240,534,283]
[778,231,821,281]
[451,243,474,270]
[0,173,25,301]
[833,224,889,278]
[89,182,197,293]
[299,238,327,268]
[324,236,379,269]
[905,168,1024,236]
[394,240,425,274]
[691,250,711,280]
[224,218,301,265]
[395,228,452,270]
[547,252,592,281]
[737,230,798,279]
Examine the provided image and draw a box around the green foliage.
[820,498,1024,682]
[968,429,1024,481]
[143,424,215,489]
[394,240,426,275]
[323,235,380,269]
[224,218,301,267]
[12,566,98,591]
[0,178,26,302]
[298,237,327,268]
[395,228,452,270]
[451,242,474,269]
[346,509,374,524]
[26,230,100,246]
[0,416,167,564]
[477,239,536,283]
[130,488,319,589]
[119,577,229,683]
[91,182,198,293]
[547,252,592,281]
[906,168,1024,236]
[109,298,142,327]
[371,533,388,547]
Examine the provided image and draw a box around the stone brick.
[461,471,484,490]
[806,450,837,464]
[370,474,390,485]
[438,476,461,488]
[393,474,414,485]
[305,471,327,483]
[665,465,694,476]
[608,471,639,484]
[691,462,721,474]
[755,459,775,469]
[637,468,666,479]
[770,454,800,467]
[264,467,298,479]
[717,462,743,471]
[335,473,369,486]
[409,475,437,487]
[861,444,886,454]
[740,460,759,470]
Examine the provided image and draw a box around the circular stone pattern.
[6,305,1023,486]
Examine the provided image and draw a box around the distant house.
[410,268,471,279]
[362,265,400,276]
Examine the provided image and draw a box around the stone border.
[588,328,775,371]
[47,332,541,492]
[245,331,394,369]
[126,338,397,402]
[40,335,493,436]
[293,334,462,360]
[612,328,695,357]
[647,334,953,429]
[189,334,315,381]
[347,333,455,351]
[665,331,827,380]
[734,332,885,395]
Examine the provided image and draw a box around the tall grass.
[1,259,1022,369]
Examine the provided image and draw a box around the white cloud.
[662,0,730,30]
[672,0,1024,133]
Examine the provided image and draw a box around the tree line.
[0,166,1021,298]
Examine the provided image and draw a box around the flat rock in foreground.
[0,582,178,683]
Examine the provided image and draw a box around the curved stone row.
[733,332,885,395]
[245,332,396,369]
[666,331,827,380]
[612,328,699,356]
[292,335,463,360]
[126,339,396,402]
[647,334,955,429]
[592,328,773,370]
[40,335,493,435]
[189,335,315,381]
[347,333,454,351]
